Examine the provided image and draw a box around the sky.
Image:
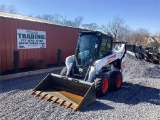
[0,0,160,34]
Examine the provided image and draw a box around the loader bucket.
[30,73,96,111]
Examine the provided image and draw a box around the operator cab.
[69,31,113,79]
[75,31,113,67]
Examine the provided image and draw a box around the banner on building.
[17,29,46,49]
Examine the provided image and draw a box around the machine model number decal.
[107,54,116,63]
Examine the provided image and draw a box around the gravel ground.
[0,53,160,120]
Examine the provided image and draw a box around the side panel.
[95,44,126,74]
[121,55,127,79]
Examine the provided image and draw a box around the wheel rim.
[116,75,122,88]
[102,78,109,93]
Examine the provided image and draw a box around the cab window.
[99,37,112,58]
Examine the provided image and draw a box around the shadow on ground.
[80,81,159,112]
[80,100,114,112]
[1,75,159,110]
[0,71,60,93]
[100,82,160,106]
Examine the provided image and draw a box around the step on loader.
[31,31,127,111]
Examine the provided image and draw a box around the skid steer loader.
[126,44,160,64]
[143,46,160,64]
[31,31,127,111]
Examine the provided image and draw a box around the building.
[147,36,160,45]
[0,12,86,73]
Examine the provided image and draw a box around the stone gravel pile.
[0,53,160,120]
[125,53,160,79]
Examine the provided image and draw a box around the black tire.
[140,54,145,59]
[110,71,122,91]
[136,53,142,59]
[152,55,159,64]
[144,56,149,62]
[95,76,110,97]
[139,53,143,60]
[135,52,139,59]
[60,67,67,76]
[153,59,159,64]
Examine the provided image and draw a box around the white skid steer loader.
[31,31,127,111]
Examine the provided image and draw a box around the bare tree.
[36,14,53,21]
[0,4,7,12]
[117,26,131,42]
[28,14,33,17]
[34,13,84,28]
[36,14,66,24]
[61,16,84,27]
[137,28,150,46]
[7,5,17,13]
[82,23,98,30]
[35,15,42,19]
[0,4,17,13]
[52,14,64,24]
[128,28,150,46]
[74,16,84,27]
[101,16,125,40]
[63,20,76,27]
